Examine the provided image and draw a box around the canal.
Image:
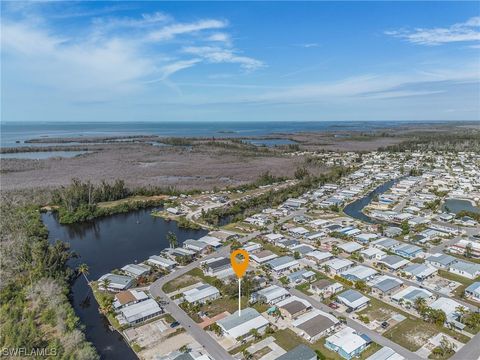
[42,208,208,360]
[343,178,398,223]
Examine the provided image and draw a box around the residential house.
[341,265,377,282]
[360,247,386,261]
[465,282,480,302]
[449,239,480,258]
[183,239,211,254]
[292,309,338,342]
[276,345,316,360]
[372,238,400,251]
[203,257,234,278]
[217,308,269,340]
[113,289,148,310]
[305,250,333,264]
[425,254,458,269]
[323,258,353,275]
[310,279,344,298]
[371,276,403,296]
[121,263,151,278]
[184,283,220,304]
[117,298,163,325]
[377,255,410,271]
[449,261,480,279]
[391,286,433,306]
[266,256,300,275]
[394,244,423,259]
[365,347,404,360]
[98,273,135,292]
[338,242,364,254]
[402,263,437,281]
[147,255,177,270]
[337,289,370,311]
[251,285,290,305]
[287,269,316,285]
[325,326,369,360]
[429,297,466,330]
[277,296,312,320]
[250,250,278,264]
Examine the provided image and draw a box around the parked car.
[328,302,339,309]
[170,321,180,328]
[381,321,389,329]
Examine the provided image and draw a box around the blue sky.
[1,1,479,122]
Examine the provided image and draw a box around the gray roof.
[276,345,316,360]
[296,314,336,337]
[103,274,133,285]
[426,254,457,266]
[373,279,402,293]
[395,244,422,255]
[338,289,363,302]
[381,255,406,266]
[450,261,480,275]
[207,257,230,271]
[267,256,296,268]
[403,263,428,276]
[217,308,260,331]
[465,282,480,294]
[404,289,430,302]
[280,300,308,315]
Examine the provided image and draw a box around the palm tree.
[167,231,178,249]
[102,278,111,291]
[455,305,468,323]
[414,297,427,314]
[77,263,90,283]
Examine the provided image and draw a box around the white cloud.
[183,46,264,71]
[386,16,480,46]
[206,32,232,45]
[148,19,228,41]
[1,8,263,102]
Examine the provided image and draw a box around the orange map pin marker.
[230,249,249,316]
[230,249,249,278]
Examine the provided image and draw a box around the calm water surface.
[1,151,90,159]
[42,209,207,360]
[343,178,397,223]
[442,198,480,214]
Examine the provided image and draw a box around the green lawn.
[295,282,314,295]
[438,270,478,287]
[273,328,381,360]
[357,297,411,323]
[384,318,470,352]
[252,239,289,256]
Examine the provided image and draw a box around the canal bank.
[343,178,399,224]
[43,208,208,360]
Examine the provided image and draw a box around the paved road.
[290,288,424,360]
[450,331,480,360]
[149,210,306,359]
[393,180,426,212]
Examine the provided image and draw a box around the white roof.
[360,247,385,257]
[339,242,364,253]
[265,233,284,241]
[326,326,367,354]
[217,308,269,339]
[292,309,338,328]
[147,255,177,267]
[184,283,220,303]
[324,258,353,270]
[276,295,311,309]
[341,265,377,280]
[430,297,465,317]
[198,235,222,246]
[120,299,161,323]
[365,347,404,360]
[290,227,309,235]
[306,250,332,262]
[256,285,289,303]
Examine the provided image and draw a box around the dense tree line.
[201,166,352,225]
[52,179,130,212]
[378,132,480,152]
[0,203,98,359]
